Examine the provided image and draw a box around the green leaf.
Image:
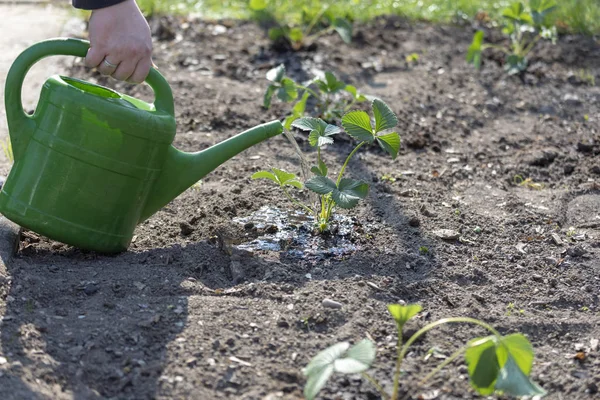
[344,85,362,101]
[304,365,334,400]
[314,78,328,93]
[342,111,374,142]
[253,169,302,189]
[333,339,376,373]
[251,170,278,184]
[277,78,298,102]
[289,27,304,43]
[530,0,557,26]
[311,159,328,177]
[495,357,546,397]
[249,0,267,11]
[266,64,285,83]
[325,72,346,93]
[292,117,326,133]
[497,334,534,376]
[466,336,500,395]
[293,91,310,115]
[372,99,398,132]
[263,84,277,109]
[376,132,401,159]
[305,176,337,195]
[387,304,422,327]
[467,31,484,69]
[272,168,303,189]
[293,118,341,148]
[309,131,334,147]
[332,178,369,209]
[332,17,353,44]
[502,2,533,24]
[303,340,376,400]
[268,27,285,41]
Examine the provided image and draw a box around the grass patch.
[136,0,600,35]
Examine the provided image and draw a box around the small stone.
[179,221,195,236]
[531,274,543,282]
[564,164,575,175]
[590,166,600,175]
[408,215,420,227]
[473,226,482,234]
[577,142,594,153]
[366,281,380,290]
[590,338,599,352]
[83,283,99,296]
[527,149,557,167]
[551,233,563,245]
[277,318,290,329]
[447,157,461,164]
[433,229,460,241]
[212,54,227,61]
[0,356,7,365]
[563,93,582,106]
[322,299,343,309]
[567,245,587,257]
[265,225,278,234]
[229,356,252,367]
[186,357,198,367]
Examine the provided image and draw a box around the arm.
[74,0,153,83]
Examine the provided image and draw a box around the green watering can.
[1,38,282,253]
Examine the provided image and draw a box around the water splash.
[232,206,363,260]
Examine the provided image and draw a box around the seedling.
[252,99,400,233]
[249,0,352,51]
[514,175,544,190]
[419,246,429,255]
[405,53,420,64]
[303,304,546,400]
[263,64,369,126]
[467,0,558,75]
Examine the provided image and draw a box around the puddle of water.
[233,206,362,260]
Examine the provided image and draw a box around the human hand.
[85,0,153,83]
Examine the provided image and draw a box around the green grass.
[136,0,600,35]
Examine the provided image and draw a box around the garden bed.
[1,15,599,399]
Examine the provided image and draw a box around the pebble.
[563,93,582,106]
[408,215,420,227]
[322,299,343,309]
[83,283,99,296]
[551,233,563,245]
[433,229,460,240]
[567,245,587,257]
[366,281,380,290]
[0,356,7,365]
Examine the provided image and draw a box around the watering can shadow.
[1,38,283,253]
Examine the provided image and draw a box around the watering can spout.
[139,120,283,222]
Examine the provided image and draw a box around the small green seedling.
[467,0,558,75]
[249,1,352,51]
[263,64,369,126]
[253,99,400,233]
[419,246,429,255]
[405,53,420,64]
[303,304,546,400]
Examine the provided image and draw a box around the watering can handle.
[5,38,175,121]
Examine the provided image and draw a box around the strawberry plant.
[303,304,546,400]
[252,99,400,233]
[467,0,558,75]
[263,64,369,127]
[249,0,352,51]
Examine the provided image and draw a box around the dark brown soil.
[1,15,600,400]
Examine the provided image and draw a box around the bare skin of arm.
[84,0,153,83]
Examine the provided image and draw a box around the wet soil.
[1,15,600,400]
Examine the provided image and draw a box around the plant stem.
[361,372,391,400]
[391,324,404,400]
[522,34,541,57]
[304,5,329,37]
[282,187,315,218]
[295,84,320,100]
[336,142,366,185]
[395,317,502,379]
[417,345,468,388]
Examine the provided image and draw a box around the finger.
[85,46,106,69]
[112,59,138,82]
[97,57,120,76]
[129,57,152,84]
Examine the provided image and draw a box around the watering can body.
[1,38,282,253]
